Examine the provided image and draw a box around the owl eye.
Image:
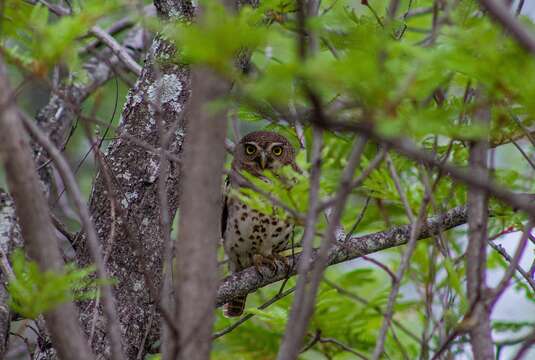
[272,145,283,156]
[245,144,257,155]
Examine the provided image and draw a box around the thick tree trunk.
[34,26,150,193]
[73,1,191,356]
[74,37,188,358]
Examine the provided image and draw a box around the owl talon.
[253,254,277,278]
[272,254,290,272]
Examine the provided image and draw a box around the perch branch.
[216,205,469,306]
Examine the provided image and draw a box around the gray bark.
[34,25,150,191]
[75,39,188,358]
[0,191,24,359]
[73,2,190,355]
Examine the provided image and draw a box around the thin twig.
[511,139,535,170]
[213,286,296,339]
[343,196,371,242]
[516,0,526,16]
[324,279,422,344]
[372,180,432,359]
[89,27,142,76]
[277,136,368,360]
[320,337,369,359]
[488,238,535,293]
[511,327,535,360]
[490,222,533,308]
[386,153,415,222]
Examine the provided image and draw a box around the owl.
[222,131,298,317]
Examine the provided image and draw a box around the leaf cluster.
[7,249,102,319]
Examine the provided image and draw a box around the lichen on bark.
[75,14,191,360]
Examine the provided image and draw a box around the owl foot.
[271,254,290,273]
[252,254,278,278]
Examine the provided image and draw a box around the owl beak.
[259,152,267,170]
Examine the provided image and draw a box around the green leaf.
[7,249,104,319]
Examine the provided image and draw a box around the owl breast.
[223,197,293,272]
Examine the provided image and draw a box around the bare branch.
[372,180,431,359]
[275,126,323,355]
[488,235,535,293]
[490,223,533,308]
[386,153,415,222]
[511,327,535,360]
[89,26,142,76]
[0,57,95,360]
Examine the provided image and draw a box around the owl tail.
[224,295,247,317]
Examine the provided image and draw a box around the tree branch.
[277,136,368,360]
[490,223,533,308]
[216,205,469,306]
[89,26,142,76]
[174,65,230,359]
[20,112,126,360]
[488,237,535,293]
[314,120,535,217]
[0,57,95,360]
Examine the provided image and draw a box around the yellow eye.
[245,144,256,155]
[272,146,283,156]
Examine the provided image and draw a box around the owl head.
[232,131,296,174]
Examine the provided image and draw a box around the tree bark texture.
[74,35,188,358]
[0,57,95,360]
[34,26,150,192]
[0,191,24,359]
